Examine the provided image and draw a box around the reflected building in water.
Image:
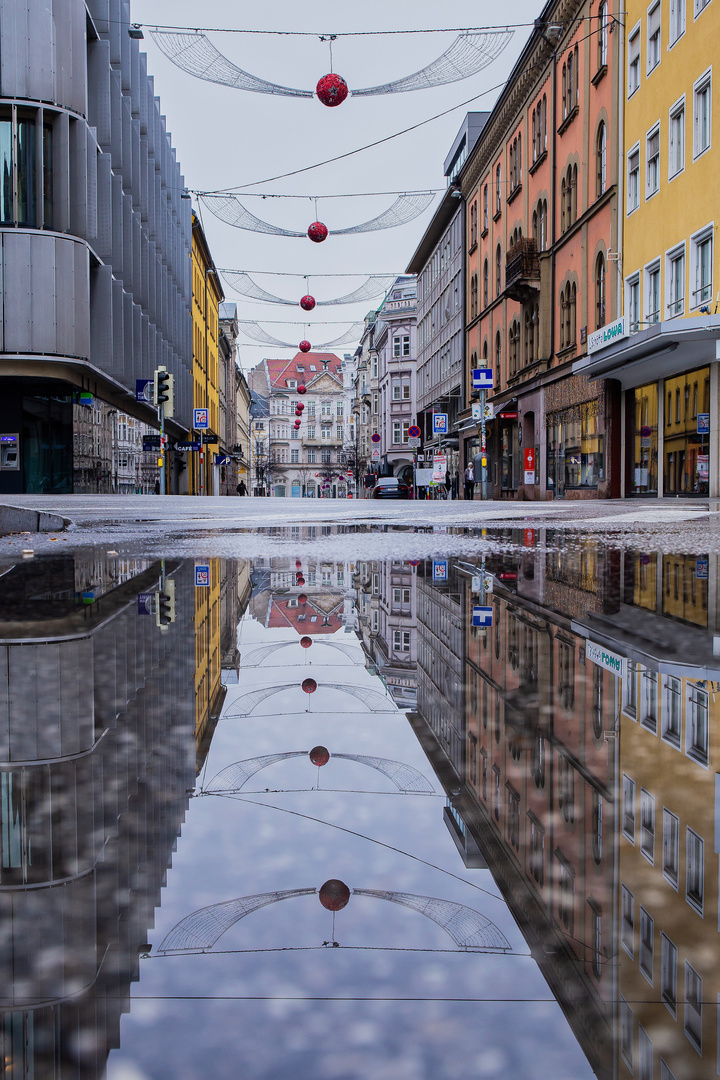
[0,556,226,1077]
[355,560,418,710]
[354,538,720,1080]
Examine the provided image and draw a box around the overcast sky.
[134,0,541,367]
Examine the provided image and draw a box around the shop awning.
[573,315,720,388]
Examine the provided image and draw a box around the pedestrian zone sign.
[194,408,209,430]
[472,606,493,627]
[433,413,448,435]
[195,564,210,587]
[433,560,448,582]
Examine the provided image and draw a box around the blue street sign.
[696,558,709,580]
[433,413,448,436]
[472,605,493,627]
[195,564,210,587]
[137,592,154,615]
[194,408,209,430]
[432,560,448,582]
[472,368,494,390]
[697,413,710,435]
[136,379,154,403]
[214,454,231,466]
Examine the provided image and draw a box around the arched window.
[483,184,488,231]
[532,208,538,243]
[595,253,606,329]
[574,46,579,104]
[562,64,567,118]
[560,287,567,349]
[482,339,488,361]
[517,133,522,184]
[495,244,502,296]
[470,273,478,319]
[543,199,548,245]
[532,110,537,161]
[470,201,478,247]
[483,258,489,307]
[524,309,533,367]
[598,1,608,68]
[509,321,520,374]
[596,122,607,196]
[495,164,502,214]
[543,94,547,149]
[572,164,578,221]
[570,283,577,345]
[495,329,502,387]
[561,175,567,233]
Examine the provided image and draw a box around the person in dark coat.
[237,479,247,496]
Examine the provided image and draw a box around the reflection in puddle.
[0,542,716,1078]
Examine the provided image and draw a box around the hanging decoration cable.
[220,271,396,306]
[238,321,365,350]
[200,192,435,237]
[149,29,514,104]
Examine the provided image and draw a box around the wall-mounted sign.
[432,560,448,582]
[587,315,628,355]
[433,413,448,435]
[195,564,210,587]
[472,606,493,627]
[585,640,624,675]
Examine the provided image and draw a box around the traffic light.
[155,579,176,629]
[154,366,175,418]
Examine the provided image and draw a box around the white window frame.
[665,242,686,318]
[623,774,636,841]
[645,259,662,324]
[639,906,654,983]
[661,675,683,747]
[661,933,678,1015]
[628,24,641,97]
[684,962,702,1051]
[647,1,661,73]
[640,788,655,862]
[626,272,641,331]
[668,95,686,179]
[685,680,709,764]
[640,669,659,732]
[693,68,712,159]
[638,1025,653,1080]
[662,808,680,888]
[627,142,640,213]
[621,884,635,957]
[685,827,704,914]
[646,123,661,198]
[669,0,686,44]
[690,223,714,309]
[694,0,711,18]
[392,421,401,444]
[621,997,634,1067]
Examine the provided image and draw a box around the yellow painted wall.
[623,0,719,319]
[191,215,223,495]
[194,557,222,766]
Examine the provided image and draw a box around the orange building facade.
[459,0,623,499]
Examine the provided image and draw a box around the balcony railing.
[505,238,540,301]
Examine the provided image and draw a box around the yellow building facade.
[191,214,223,495]
[573,0,720,497]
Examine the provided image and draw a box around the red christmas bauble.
[307,221,328,243]
[295,420,301,428]
[300,635,312,648]
[297,384,307,395]
[295,408,303,416]
[300,296,316,312]
[309,745,329,766]
[296,576,305,585]
[299,340,311,353]
[316,74,348,108]
[298,402,305,410]
[298,593,308,604]
[319,879,350,911]
[296,560,302,569]
[302,677,317,694]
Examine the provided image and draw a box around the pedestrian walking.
[236,479,247,496]
[464,464,474,501]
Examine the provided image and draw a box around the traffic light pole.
[159,400,166,495]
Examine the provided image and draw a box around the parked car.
[371,477,411,499]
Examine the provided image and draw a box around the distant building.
[189,214,224,495]
[374,276,418,483]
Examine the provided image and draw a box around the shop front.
[543,375,614,499]
[574,317,720,498]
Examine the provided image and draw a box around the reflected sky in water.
[0,538,717,1079]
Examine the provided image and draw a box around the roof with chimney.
[266,352,343,391]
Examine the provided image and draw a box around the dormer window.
[297,365,305,373]
[309,365,317,371]
[287,379,297,389]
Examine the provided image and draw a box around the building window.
[686,682,709,763]
[470,273,478,319]
[592,791,603,863]
[638,1027,653,1080]
[686,828,704,913]
[666,246,685,317]
[663,808,680,887]
[393,422,401,444]
[529,815,545,884]
[627,274,641,331]
[695,0,711,15]
[628,26,641,96]
[401,422,410,444]
[669,0,685,42]
[621,997,633,1067]
[290,448,299,462]
[627,144,640,213]
[646,261,661,324]
[623,774,636,841]
[321,448,331,464]
[495,330,502,388]
[392,382,401,400]
[596,122,607,196]
[639,907,654,982]
[662,676,682,745]
[393,630,411,652]
[598,1,608,67]
[646,125,660,197]
[621,885,635,957]
[0,106,55,229]
[495,244,502,295]
[595,253,606,329]
[690,225,713,308]
[495,164,502,214]
[641,789,655,862]
[483,184,488,231]
[591,904,602,977]
[693,70,712,157]
[684,963,702,1050]
[647,2,661,72]
[669,97,685,177]
[483,259,489,307]
[506,787,520,850]
[470,200,477,247]
[307,448,315,463]
[640,669,658,731]
[393,334,410,357]
[557,855,574,932]
[661,933,677,1014]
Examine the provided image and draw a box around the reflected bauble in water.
[302,678,317,694]
[300,636,312,648]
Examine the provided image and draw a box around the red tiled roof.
[268,598,343,634]
[266,352,343,389]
